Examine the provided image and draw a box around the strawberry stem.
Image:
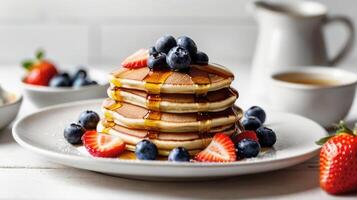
[35,49,44,60]
[22,60,34,71]
[316,135,333,145]
[335,121,353,134]
[316,121,356,145]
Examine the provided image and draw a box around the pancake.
[107,87,238,113]
[109,63,234,95]
[102,99,242,133]
[97,121,237,156]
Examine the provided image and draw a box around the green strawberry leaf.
[317,121,357,145]
[22,60,33,70]
[335,121,354,135]
[36,49,44,60]
[316,135,333,145]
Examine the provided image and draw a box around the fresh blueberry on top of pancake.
[256,127,277,147]
[135,140,158,160]
[155,35,177,54]
[236,139,261,159]
[176,36,197,58]
[242,116,262,131]
[168,147,190,162]
[245,106,266,124]
[78,110,100,130]
[147,52,168,70]
[193,51,209,65]
[166,46,191,71]
[149,46,158,55]
[64,123,86,145]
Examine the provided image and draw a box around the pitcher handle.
[324,16,355,66]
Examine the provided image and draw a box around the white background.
[0,0,356,68]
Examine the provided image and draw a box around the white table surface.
[1,64,357,200]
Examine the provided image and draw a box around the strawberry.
[22,50,58,86]
[232,131,258,144]
[195,133,236,162]
[122,49,149,69]
[82,130,126,158]
[316,121,357,195]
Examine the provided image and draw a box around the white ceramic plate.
[12,99,327,180]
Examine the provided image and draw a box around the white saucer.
[12,99,327,180]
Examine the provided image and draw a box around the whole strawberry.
[22,50,58,86]
[317,121,357,195]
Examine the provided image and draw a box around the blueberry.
[72,78,94,88]
[155,35,177,54]
[166,46,191,71]
[78,110,100,130]
[90,80,98,85]
[72,69,87,82]
[148,52,167,70]
[60,72,71,79]
[256,127,277,147]
[242,116,262,131]
[135,140,158,160]
[168,147,190,162]
[149,46,158,55]
[64,123,86,144]
[193,51,209,65]
[49,74,71,87]
[176,36,197,58]
[245,106,266,124]
[236,139,261,159]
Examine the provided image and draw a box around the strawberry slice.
[195,133,236,162]
[82,130,125,158]
[122,49,149,69]
[232,131,259,144]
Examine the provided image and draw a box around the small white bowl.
[0,91,22,130]
[22,69,109,107]
[269,66,357,127]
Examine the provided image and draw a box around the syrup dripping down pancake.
[102,99,242,133]
[107,87,238,113]
[109,63,234,94]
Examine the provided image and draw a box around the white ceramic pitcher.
[249,1,355,94]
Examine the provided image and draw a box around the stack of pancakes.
[98,63,243,156]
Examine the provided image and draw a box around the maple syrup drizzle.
[110,89,123,101]
[146,94,161,111]
[188,67,213,146]
[142,70,173,139]
[110,77,122,87]
[103,98,123,111]
[190,69,211,96]
[144,70,173,94]
[109,65,234,147]
[102,98,123,124]
[143,110,162,139]
[101,120,116,134]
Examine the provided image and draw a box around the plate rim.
[12,99,326,168]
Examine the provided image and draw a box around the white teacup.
[269,67,357,127]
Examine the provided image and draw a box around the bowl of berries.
[21,50,109,107]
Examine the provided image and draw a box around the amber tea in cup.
[273,72,341,86]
